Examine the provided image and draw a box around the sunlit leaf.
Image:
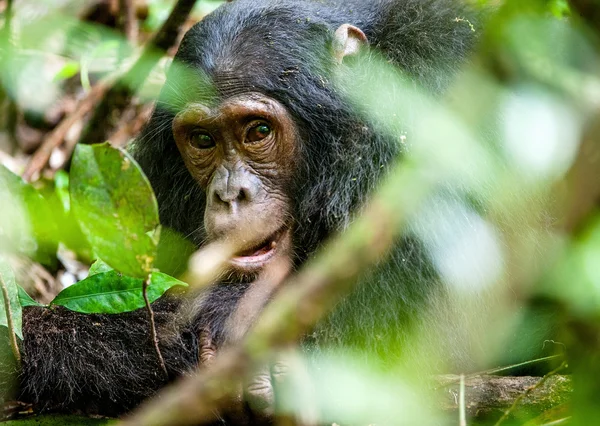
[70,143,159,278]
[51,270,187,314]
[54,61,80,82]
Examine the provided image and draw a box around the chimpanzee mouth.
[230,227,287,268]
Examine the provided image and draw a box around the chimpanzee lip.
[230,227,287,267]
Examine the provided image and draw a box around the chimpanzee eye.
[246,123,272,143]
[189,130,215,149]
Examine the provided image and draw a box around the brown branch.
[493,362,568,426]
[22,81,110,181]
[0,272,21,366]
[437,374,572,420]
[78,0,198,146]
[119,0,138,43]
[143,273,167,377]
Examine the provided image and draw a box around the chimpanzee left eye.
[246,123,272,143]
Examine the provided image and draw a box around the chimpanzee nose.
[214,185,250,205]
[209,165,257,210]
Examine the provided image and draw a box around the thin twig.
[119,0,139,43]
[143,273,167,378]
[459,374,466,426]
[435,354,564,389]
[493,361,568,426]
[0,272,21,366]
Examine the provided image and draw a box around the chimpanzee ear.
[333,24,368,64]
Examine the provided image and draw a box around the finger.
[244,363,275,419]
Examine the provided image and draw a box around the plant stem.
[143,273,167,377]
[0,272,21,366]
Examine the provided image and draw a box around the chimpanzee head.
[134,0,399,279]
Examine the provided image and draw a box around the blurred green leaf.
[545,214,600,315]
[155,227,196,277]
[53,61,80,82]
[51,270,187,314]
[0,166,58,266]
[0,258,24,339]
[54,170,71,213]
[70,143,159,278]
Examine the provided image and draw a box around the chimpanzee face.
[172,92,298,276]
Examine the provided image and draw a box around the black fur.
[15,0,481,417]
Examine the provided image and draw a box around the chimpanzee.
[14,0,485,421]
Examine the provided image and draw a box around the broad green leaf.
[51,270,187,314]
[0,258,24,339]
[70,143,159,278]
[18,286,43,308]
[88,258,113,276]
[0,166,58,266]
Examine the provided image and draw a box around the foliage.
[51,270,186,314]
[0,141,191,340]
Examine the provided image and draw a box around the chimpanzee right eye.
[189,130,215,149]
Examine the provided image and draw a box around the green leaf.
[54,170,71,213]
[88,258,113,276]
[70,143,159,278]
[18,286,43,307]
[0,258,24,339]
[0,166,58,266]
[53,61,80,82]
[51,270,187,314]
[155,227,196,277]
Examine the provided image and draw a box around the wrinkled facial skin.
[172,93,298,276]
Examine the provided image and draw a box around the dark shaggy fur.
[14,0,481,417]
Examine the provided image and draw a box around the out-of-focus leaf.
[0,258,24,339]
[37,176,92,262]
[51,270,187,314]
[88,259,113,276]
[155,227,196,277]
[18,286,43,308]
[0,166,57,266]
[54,170,71,213]
[544,216,600,315]
[53,61,80,82]
[70,143,159,278]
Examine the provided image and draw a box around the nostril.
[237,187,250,202]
